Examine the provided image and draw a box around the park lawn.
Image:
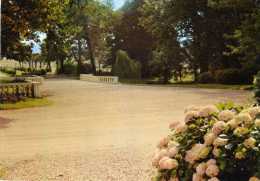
[169,82,253,90]
[119,79,252,90]
[0,98,52,110]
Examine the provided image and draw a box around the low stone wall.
[80,74,119,84]
[0,82,41,98]
[24,76,44,84]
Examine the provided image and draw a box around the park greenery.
[2,0,260,84]
[0,98,52,110]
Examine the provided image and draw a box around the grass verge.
[0,98,52,110]
[0,165,6,179]
[119,79,252,90]
[169,83,253,90]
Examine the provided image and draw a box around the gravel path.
[0,79,251,180]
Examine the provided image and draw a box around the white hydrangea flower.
[255,119,260,128]
[196,162,207,176]
[185,144,208,164]
[212,147,221,157]
[213,137,228,147]
[218,110,235,122]
[243,107,260,119]
[243,137,256,148]
[249,176,260,181]
[199,105,219,117]
[204,132,216,145]
[235,113,253,126]
[227,119,239,129]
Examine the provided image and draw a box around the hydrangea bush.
[152,104,260,181]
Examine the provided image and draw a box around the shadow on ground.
[0,117,12,129]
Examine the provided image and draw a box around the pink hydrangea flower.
[196,162,207,176]
[206,164,219,177]
[212,121,226,135]
[169,177,179,181]
[157,137,169,149]
[169,120,180,129]
[208,177,220,181]
[174,122,187,134]
[192,173,205,181]
[168,146,179,158]
[249,176,260,181]
[159,156,178,170]
[206,159,217,166]
[185,111,199,123]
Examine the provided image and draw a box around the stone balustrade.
[0,82,41,98]
[24,76,44,84]
[80,74,119,84]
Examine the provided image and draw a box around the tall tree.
[2,0,48,58]
[111,0,155,78]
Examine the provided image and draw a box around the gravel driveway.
[0,79,251,181]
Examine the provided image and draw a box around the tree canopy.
[2,0,260,83]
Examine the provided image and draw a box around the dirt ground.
[0,79,251,181]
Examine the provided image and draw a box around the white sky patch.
[22,31,47,54]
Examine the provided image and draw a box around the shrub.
[215,68,251,84]
[63,61,77,74]
[22,69,47,76]
[152,104,260,181]
[254,71,260,103]
[113,50,141,79]
[0,67,16,75]
[198,72,215,83]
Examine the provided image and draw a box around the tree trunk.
[85,23,96,75]
[47,60,51,72]
[60,58,64,74]
[77,39,83,75]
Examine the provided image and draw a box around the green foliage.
[0,67,48,76]
[254,71,260,104]
[215,68,252,84]
[198,72,215,84]
[113,50,141,79]
[0,98,51,110]
[2,0,48,58]
[61,61,77,75]
[111,0,155,78]
[0,67,16,76]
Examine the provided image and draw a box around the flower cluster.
[152,104,260,181]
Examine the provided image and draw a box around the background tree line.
[2,0,260,84]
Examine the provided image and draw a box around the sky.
[113,0,127,10]
[31,0,127,54]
